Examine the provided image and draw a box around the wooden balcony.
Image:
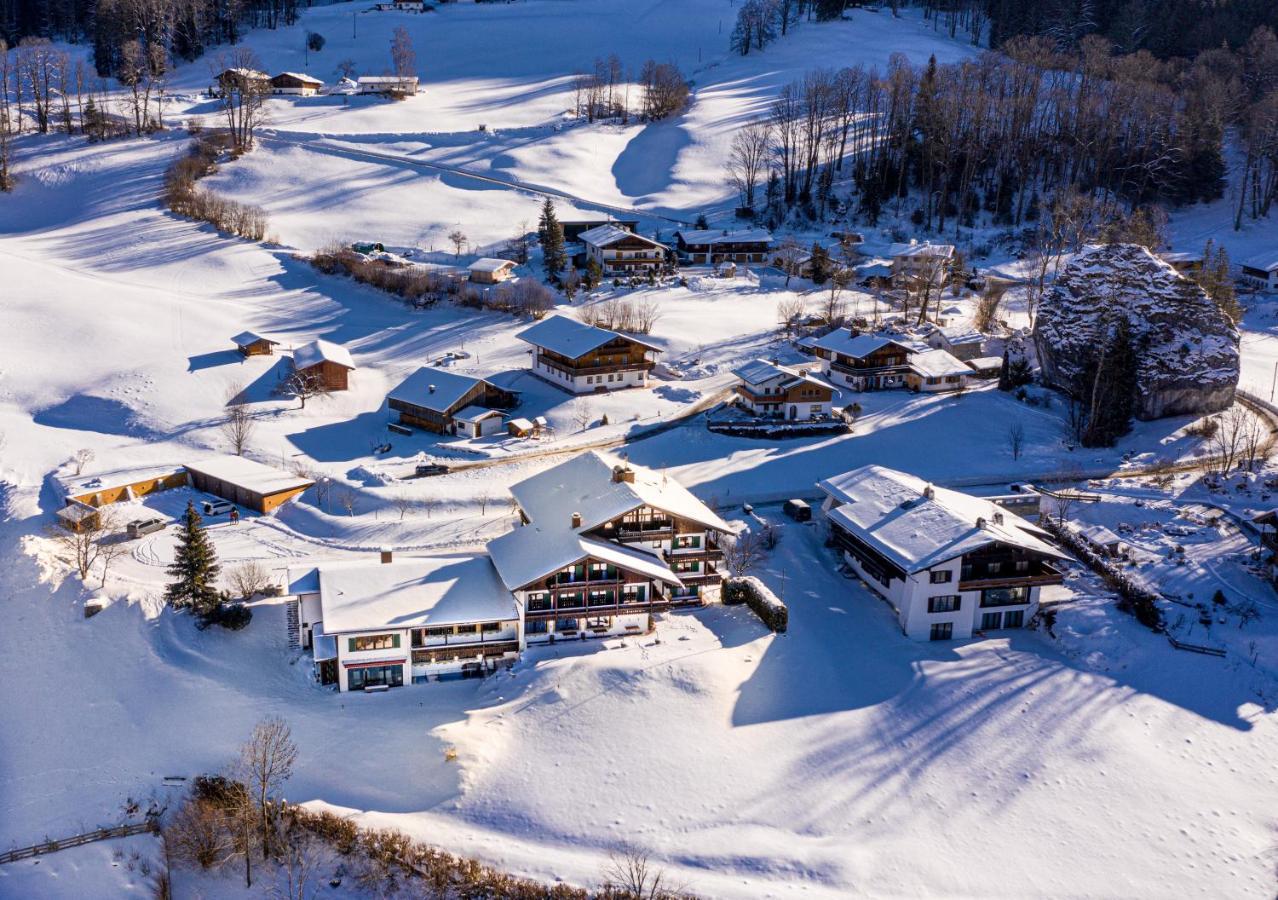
[412,641,520,665]
[959,568,1063,593]
[536,354,656,378]
[829,360,908,379]
[525,598,670,619]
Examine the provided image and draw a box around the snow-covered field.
[2,2,1278,897]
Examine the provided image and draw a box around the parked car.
[415,463,449,477]
[201,498,234,516]
[126,517,166,539]
[783,499,811,522]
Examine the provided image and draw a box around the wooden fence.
[1167,637,1227,658]
[0,822,158,866]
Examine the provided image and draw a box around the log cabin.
[231,331,280,357]
[387,367,517,437]
[467,258,517,284]
[293,339,355,392]
[516,315,661,394]
[818,465,1067,641]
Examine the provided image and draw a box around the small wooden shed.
[232,331,280,357]
[293,339,356,392]
[467,258,517,284]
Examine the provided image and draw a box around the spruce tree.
[537,198,566,284]
[165,502,223,616]
[998,349,1012,391]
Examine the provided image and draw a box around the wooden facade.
[298,359,351,392]
[735,380,834,418]
[65,471,188,507]
[185,468,313,514]
[815,343,910,390]
[676,234,773,265]
[389,381,516,434]
[236,336,278,356]
[584,232,666,275]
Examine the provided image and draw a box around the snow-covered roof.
[908,348,971,379]
[488,527,681,592]
[293,339,355,371]
[273,72,322,85]
[676,228,774,245]
[938,326,985,346]
[55,463,186,500]
[387,367,492,415]
[507,417,535,432]
[468,257,516,273]
[184,456,314,497]
[818,465,1065,574]
[509,450,732,536]
[1158,251,1202,264]
[453,405,505,424]
[231,330,278,347]
[291,554,518,634]
[578,224,663,250]
[1077,523,1124,547]
[966,356,1004,372]
[516,315,662,358]
[809,330,914,360]
[218,67,270,80]
[358,75,419,84]
[1242,252,1278,272]
[733,358,827,390]
[890,242,955,260]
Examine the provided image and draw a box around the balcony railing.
[830,359,908,378]
[411,641,520,665]
[959,567,1063,593]
[536,355,656,378]
[525,596,669,618]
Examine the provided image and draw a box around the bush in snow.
[724,576,788,633]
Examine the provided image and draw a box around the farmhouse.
[578,225,667,276]
[905,348,971,393]
[489,453,733,645]
[818,465,1066,641]
[1240,252,1278,292]
[732,359,835,420]
[184,456,313,514]
[926,325,985,361]
[213,68,270,96]
[293,339,355,392]
[675,228,774,265]
[387,367,517,437]
[270,72,323,96]
[517,315,662,393]
[467,258,517,284]
[290,551,521,691]
[231,331,279,357]
[806,329,919,391]
[890,241,955,286]
[356,75,419,96]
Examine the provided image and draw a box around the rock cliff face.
[1033,244,1240,420]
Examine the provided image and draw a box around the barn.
[467,258,517,284]
[270,72,323,96]
[293,339,356,391]
[184,457,314,514]
[387,367,517,436]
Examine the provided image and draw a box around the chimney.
[380,547,394,564]
[571,511,582,529]
[976,517,987,530]
[992,512,1004,526]
[428,384,436,394]
[923,484,935,500]
[612,464,635,484]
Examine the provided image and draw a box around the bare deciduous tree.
[239,716,298,861]
[602,846,681,899]
[210,49,268,150]
[46,506,119,582]
[283,370,328,409]
[447,229,467,260]
[228,561,271,600]
[777,294,806,334]
[72,447,95,475]
[722,529,768,577]
[727,120,771,210]
[335,487,357,517]
[1008,421,1026,460]
[391,493,413,520]
[222,403,256,456]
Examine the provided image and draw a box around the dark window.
[348,664,403,690]
[456,623,479,634]
[623,585,647,604]
[1003,610,1024,629]
[928,595,960,613]
[588,590,615,607]
[481,622,501,633]
[981,586,1029,607]
[526,619,548,634]
[981,612,1002,630]
[527,592,551,612]
[557,592,584,609]
[930,570,952,584]
[556,617,580,632]
[1015,560,1029,572]
[587,616,611,628]
[349,633,399,652]
[929,622,953,641]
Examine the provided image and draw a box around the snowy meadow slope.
[1,2,1277,897]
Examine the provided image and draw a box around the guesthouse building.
[516,315,662,393]
[387,367,517,437]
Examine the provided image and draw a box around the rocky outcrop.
[1033,244,1240,420]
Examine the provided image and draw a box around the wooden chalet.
[516,315,661,394]
[806,329,918,391]
[270,72,323,96]
[1241,252,1278,292]
[213,68,271,97]
[489,452,733,643]
[675,228,773,265]
[732,359,835,420]
[561,219,639,243]
[819,466,1066,641]
[578,225,667,276]
[386,367,517,437]
[231,331,279,357]
[467,258,517,284]
[293,339,355,392]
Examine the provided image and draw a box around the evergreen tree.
[537,198,566,284]
[165,502,223,616]
[809,244,832,285]
[1080,318,1139,448]
[998,349,1012,391]
[584,258,602,289]
[694,213,709,230]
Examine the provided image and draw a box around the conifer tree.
[165,502,223,616]
[537,198,566,284]
[998,348,1012,391]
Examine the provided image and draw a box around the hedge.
[724,576,788,633]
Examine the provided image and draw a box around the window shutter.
[392,634,401,649]
[954,597,961,611]
[348,638,356,653]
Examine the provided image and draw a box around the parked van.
[783,499,812,522]
[126,518,166,539]
[202,498,234,516]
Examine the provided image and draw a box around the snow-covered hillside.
[1,2,1277,898]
